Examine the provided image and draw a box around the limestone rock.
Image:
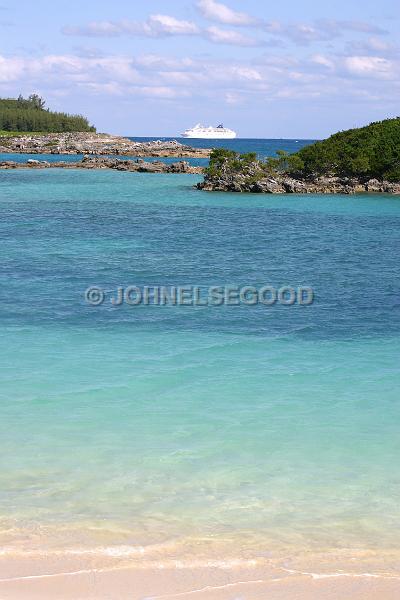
[0,132,211,158]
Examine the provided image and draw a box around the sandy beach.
[1,558,400,599]
[1,545,400,600]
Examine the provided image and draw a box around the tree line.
[0,95,96,133]
[207,118,400,182]
[295,117,400,181]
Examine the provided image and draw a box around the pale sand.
[1,557,400,599]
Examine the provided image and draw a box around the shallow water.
[0,159,399,562]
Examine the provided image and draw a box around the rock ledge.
[0,156,203,174]
[197,173,400,195]
[0,132,210,158]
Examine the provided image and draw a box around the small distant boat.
[181,123,237,139]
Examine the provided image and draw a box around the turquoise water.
[0,158,400,560]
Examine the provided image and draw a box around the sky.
[0,0,399,138]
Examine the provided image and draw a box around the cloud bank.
[62,1,388,47]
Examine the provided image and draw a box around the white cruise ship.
[181,123,237,139]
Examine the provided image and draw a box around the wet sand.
[1,553,400,600]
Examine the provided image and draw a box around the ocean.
[1,139,400,573]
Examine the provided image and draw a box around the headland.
[0,132,211,158]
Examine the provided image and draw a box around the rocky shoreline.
[0,132,210,158]
[197,172,400,194]
[0,156,203,174]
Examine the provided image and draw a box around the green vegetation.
[206,118,400,182]
[205,148,303,181]
[296,118,400,181]
[0,130,50,137]
[206,149,259,176]
[0,94,95,133]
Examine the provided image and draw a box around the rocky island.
[198,118,400,194]
[0,132,210,158]
[0,95,210,158]
[0,156,203,174]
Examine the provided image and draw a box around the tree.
[28,94,46,110]
[295,118,400,179]
[0,95,96,132]
[204,118,400,184]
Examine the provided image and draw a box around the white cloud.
[1,49,398,111]
[276,19,388,46]
[265,17,388,46]
[62,10,389,50]
[205,25,260,46]
[63,15,200,38]
[264,21,283,34]
[63,21,124,37]
[132,86,186,99]
[0,52,266,99]
[288,24,323,44]
[194,3,388,45]
[360,37,392,52]
[344,55,394,78]
[289,71,322,83]
[347,37,395,56]
[196,0,258,26]
[63,15,266,46]
[284,22,346,45]
[276,87,322,99]
[311,54,335,69]
[157,70,196,85]
[147,15,199,35]
[224,91,243,104]
[316,19,387,36]
[0,55,24,82]
[83,82,123,95]
[229,66,263,81]
[133,55,195,71]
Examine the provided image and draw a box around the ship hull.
[181,131,237,139]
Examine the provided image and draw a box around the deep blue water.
[1,168,399,339]
[130,136,315,157]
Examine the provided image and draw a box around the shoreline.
[2,157,399,194]
[198,173,400,195]
[1,547,399,599]
[0,156,203,174]
[0,132,211,158]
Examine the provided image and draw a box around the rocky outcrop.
[0,156,203,174]
[197,172,400,195]
[0,132,210,158]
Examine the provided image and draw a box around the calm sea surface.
[0,139,400,562]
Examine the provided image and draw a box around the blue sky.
[0,0,399,137]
